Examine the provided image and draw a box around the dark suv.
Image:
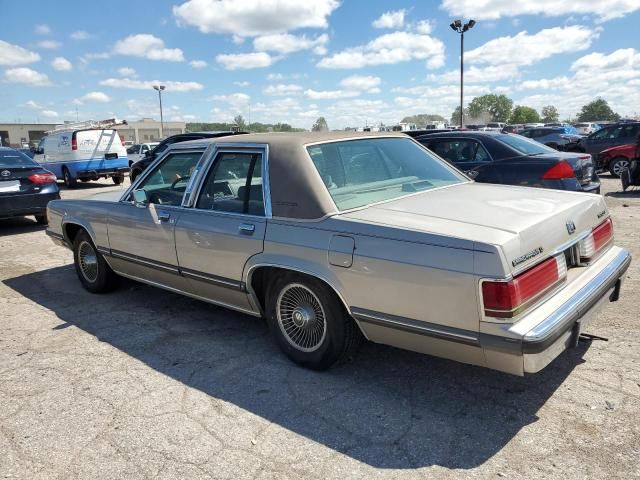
[129,131,248,181]
[578,122,640,157]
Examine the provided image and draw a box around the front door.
[175,148,267,312]
[106,149,204,290]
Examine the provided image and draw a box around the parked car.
[0,147,59,224]
[45,132,631,375]
[129,131,248,182]
[484,122,505,131]
[33,121,129,188]
[595,143,638,177]
[524,123,545,129]
[416,131,600,193]
[578,122,640,157]
[574,123,601,135]
[519,127,583,151]
[126,142,159,166]
[403,128,453,138]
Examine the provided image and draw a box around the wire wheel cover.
[276,283,327,352]
[78,240,99,282]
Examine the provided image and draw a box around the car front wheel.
[609,157,630,178]
[73,230,118,293]
[265,273,361,370]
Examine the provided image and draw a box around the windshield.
[499,134,557,155]
[307,137,466,211]
[0,149,37,167]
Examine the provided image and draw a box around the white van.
[126,142,159,166]
[33,120,129,188]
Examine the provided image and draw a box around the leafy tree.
[312,116,329,132]
[400,113,446,126]
[577,98,620,122]
[509,105,541,124]
[467,94,513,122]
[450,106,470,125]
[233,114,247,130]
[541,105,559,123]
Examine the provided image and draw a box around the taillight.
[579,218,613,261]
[119,134,125,146]
[28,172,57,184]
[71,136,77,151]
[542,161,575,179]
[482,255,566,318]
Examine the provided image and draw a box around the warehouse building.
[0,118,186,147]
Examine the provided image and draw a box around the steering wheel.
[171,175,190,190]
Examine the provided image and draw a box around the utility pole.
[153,85,166,138]
[450,19,476,128]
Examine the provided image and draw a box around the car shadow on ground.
[57,180,125,191]
[0,217,46,237]
[605,189,640,198]
[4,266,589,470]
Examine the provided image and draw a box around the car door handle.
[239,223,255,234]
[157,211,171,222]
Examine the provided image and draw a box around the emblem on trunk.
[566,220,576,235]
[512,247,544,267]
[0,170,10,177]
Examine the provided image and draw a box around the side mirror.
[132,189,149,207]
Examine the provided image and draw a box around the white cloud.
[441,0,640,22]
[37,40,62,49]
[100,77,204,92]
[570,48,640,72]
[118,67,136,77]
[414,20,433,34]
[429,64,521,83]
[466,26,598,67]
[113,34,184,61]
[51,57,72,71]
[70,30,91,40]
[35,24,50,35]
[189,60,208,68]
[41,110,59,118]
[3,67,51,86]
[25,100,42,110]
[173,0,339,36]
[234,80,250,87]
[0,40,40,65]
[78,91,111,103]
[264,83,303,95]
[339,75,381,92]
[210,93,251,109]
[304,89,360,99]
[254,33,328,55]
[267,73,284,81]
[372,10,405,29]
[216,52,274,70]
[318,32,445,69]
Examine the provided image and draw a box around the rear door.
[424,138,493,175]
[76,129,123,171]
[174,146,268,311]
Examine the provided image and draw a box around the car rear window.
[500,134,557,155]
[306,137,465,211]
[0,150,37,167]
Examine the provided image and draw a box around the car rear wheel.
[113,175,125,185]
[73,230,118,293]
[265,273,361,370]
[609,157,630,178]
[63,167,77,188]
[34,214,48,225]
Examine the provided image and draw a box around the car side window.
[590,127,611,140]
[429,140,490,164]
[135,151,203,206]
[196,152,264,216]
[621,125,640,138]
[141,145,149,153]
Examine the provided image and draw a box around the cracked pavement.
[1,177,639,479]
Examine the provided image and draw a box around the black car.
[519,127,583,151]
[415,131,600,194]
[129,131,248,181]
[0,147,60,224]
[578,122,640,156]
[403,128,454,138]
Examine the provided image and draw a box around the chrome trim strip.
[96,246,111,256]
[181,268,244,291]
[351,307,480,346]
[110,250,180,274]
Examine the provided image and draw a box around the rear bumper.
[481,246,631,374]
[76,166,129,180]
[0,191,60,218]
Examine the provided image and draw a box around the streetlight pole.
[450,19,475,128]
[153,85,166,138]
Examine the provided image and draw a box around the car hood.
[600,144,636,155]
[339,182,608,275]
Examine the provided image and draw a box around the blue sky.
[1,0,639,129]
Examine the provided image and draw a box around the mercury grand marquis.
[45,132,631,375]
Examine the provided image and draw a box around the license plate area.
[0,180,20,192]
[105,153,118,160]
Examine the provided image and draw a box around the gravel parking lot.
[1,177,638,480]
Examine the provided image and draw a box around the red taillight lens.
[542,160,575,179]
[580,218,613,260]
[28,172,57,184]
[71,137,77,150]
[482,256,566,318]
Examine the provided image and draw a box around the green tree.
[577,98,620,122]
[509,105,541,124]
[450,106,470,125]
[233,114,247,130]
[541,105,559,123]
[467,94,513,122]
[312,116,329,132]
[400,113,446,126]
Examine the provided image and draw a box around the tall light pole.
[450,19,475,128]
[153,85,166,138]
